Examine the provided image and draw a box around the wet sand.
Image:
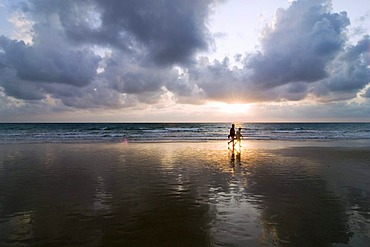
[0,141,369,246]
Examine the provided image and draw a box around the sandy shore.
[0,140,369,246]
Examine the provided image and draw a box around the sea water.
[1,122,370,143]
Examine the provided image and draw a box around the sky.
[0,0,369,122]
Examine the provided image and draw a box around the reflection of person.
[236,151,241,164]
[228,124,235,145]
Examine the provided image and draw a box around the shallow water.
[0,142,369,246]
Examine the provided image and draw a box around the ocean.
[1,122,370,143]
[1,124,370,246]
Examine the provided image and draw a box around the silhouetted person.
[228,124,236,146]
[236,127,243,148]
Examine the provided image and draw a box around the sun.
[211,102,251,114]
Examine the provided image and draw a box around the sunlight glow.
[217,103,251,114]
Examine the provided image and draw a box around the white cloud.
[8,11,34,44]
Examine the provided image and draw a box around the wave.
[1,123,370,144]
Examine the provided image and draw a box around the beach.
[0,140,369,246]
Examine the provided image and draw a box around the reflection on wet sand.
[0,142,369,246]
[243,153,352,246]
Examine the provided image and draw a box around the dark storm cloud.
[246,0,350,88]
[0,36,100,86]
[0,32,101,104]
[95,0,212,65]
[43,0,214,65]
[364,88,370,98]
[0,68,45,100]
[0,0,217,109]
[309,35,370,101]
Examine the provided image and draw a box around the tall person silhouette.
[228,124,236,149]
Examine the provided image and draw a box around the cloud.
[8,11,34,44]
[310,35,370,101]
[0,68,45,100]
[191,0,370,104]
[38,0,214,66]
[364,88,370,98]
[245,1,350,87]
[188,56,246,102]
[0,0,217,110]
[0,36,100,85]
[328,65,368,95]
[0,0,369,121]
